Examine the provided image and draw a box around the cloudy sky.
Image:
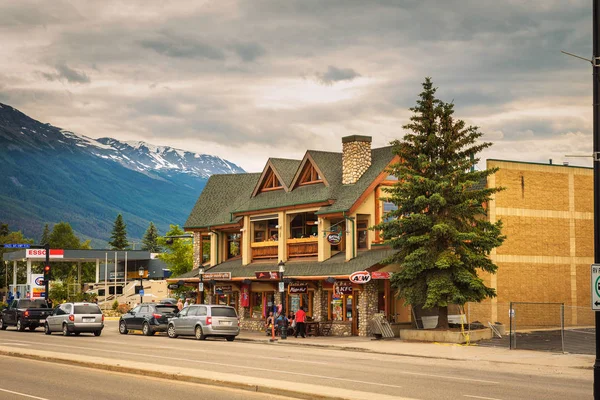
[0,0,593,172]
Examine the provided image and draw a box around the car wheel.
[167,324,177,339]
[195,325,206,340]
[93,330,102,337]
[0,318,6,331]
[16,319,25,332]
[226,336,235,342]
[44,323,51,335]
[62,324,70,336]
[142,322,154,336]
[119,320,128,335]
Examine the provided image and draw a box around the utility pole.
[594,1,600,398]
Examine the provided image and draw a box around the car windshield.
[74,305,102,314]
[155,306,178,314]
[19,300,48,308]
[211,307,237,317]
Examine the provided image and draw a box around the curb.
[235,336,595,370]
[0,348,413,400]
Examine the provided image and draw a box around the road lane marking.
[0,387,49,400]
[464,395,503,400]
[0,342,30,346]
[3,337,500,386]
[1,340,403,389]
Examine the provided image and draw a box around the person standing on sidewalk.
[177,298,183,311]
[294,307,306,338]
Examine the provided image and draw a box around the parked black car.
[118,303,178,336]
[0,299,53,331]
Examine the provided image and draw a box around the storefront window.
[251,292,264,319]
[215,293,238,309]
[357,220,368,249]
[327,291,353,322]
[286,292,313,317]
[227,233,241,259]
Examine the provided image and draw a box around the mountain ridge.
[0,102,244,246]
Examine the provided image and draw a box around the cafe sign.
[349,270,371,284]
[255,271,280,280]
[334,281,353,296]
[288,283,308,294]
[215,284,233,294]
[204,272,231,280]
[371,271,391,280]
[326,232,342,245]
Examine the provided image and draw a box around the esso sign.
[34,277,45,286]
[349,271,371,284]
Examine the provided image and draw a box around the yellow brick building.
[470,159,594,326]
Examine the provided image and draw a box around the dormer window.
[260,169,283,192]
[298,163,323,186]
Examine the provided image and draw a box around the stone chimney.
[342,135,372,184]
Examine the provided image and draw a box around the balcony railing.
[287,237,318,258]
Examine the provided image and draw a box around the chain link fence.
[463,302,595,354]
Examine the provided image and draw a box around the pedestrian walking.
[294,307,306,338]
[183,298,189,308]
[177,298,183,311]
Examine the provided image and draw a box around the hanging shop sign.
[334,281,353,297]
[167,283,180,290]
[288,282,308,294]
[371,271,391,280]
[203,272,231,280]
[255,271,280,280]
[349,270,371,284]
[327,232,342,245]
[214,284,233,294]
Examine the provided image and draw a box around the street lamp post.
[198,267,204,304]
[278,260,287,340]
[138,266,144,304]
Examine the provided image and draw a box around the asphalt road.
[0,356,288,400]
[0,321,592,400]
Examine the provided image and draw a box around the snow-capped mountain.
[0,102,244,245]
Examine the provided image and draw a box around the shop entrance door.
[351,291,359,336]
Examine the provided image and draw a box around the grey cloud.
[42,64,90,84]
[232,42,266,62]
[140,34,225,60]
[316,66,361,85]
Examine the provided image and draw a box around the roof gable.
[289,152,329,189]
[252,159,287,197]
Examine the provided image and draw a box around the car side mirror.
[129,310,135,314]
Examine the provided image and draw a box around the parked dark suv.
[119,303,178,336]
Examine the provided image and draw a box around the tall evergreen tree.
[375,78,505,329]
[108,214,129,250]
[141,222,161,252]
[40,224,51,245]
[49,222,82,249]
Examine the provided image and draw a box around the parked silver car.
[44,302,104,336]
[167,305,239,341]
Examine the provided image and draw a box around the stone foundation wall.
[192,232,201,269]
[241,319,266,332]
[313,282,324,322]
[330,322,352,336]
[358,281,378,337]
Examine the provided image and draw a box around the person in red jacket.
[294,307,306,338]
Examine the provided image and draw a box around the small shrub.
[117,303,130,314]
[112,300,119,311]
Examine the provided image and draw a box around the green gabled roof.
[269,158,302,188]
[316,146,395,214]
[184,145,396,229]
[185,173,260,228]
[306,150,342,186]
[173,247,396,279]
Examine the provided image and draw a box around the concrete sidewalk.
[236,330,594,370]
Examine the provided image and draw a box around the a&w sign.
[349,270,371,284]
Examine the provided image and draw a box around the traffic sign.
[139,289,145,297]
[592,264,600,310]
[198,282,204,292]
[278,282,285,292]
[3,244,31,248]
